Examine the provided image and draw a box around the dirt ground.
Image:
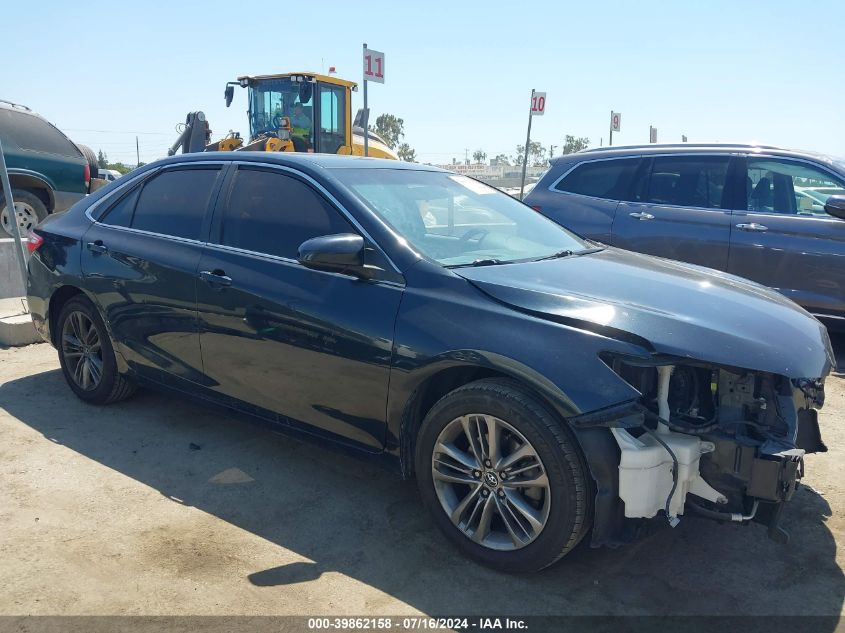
[0,338,843,618]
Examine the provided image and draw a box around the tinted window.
[219,168,353,258]
[101,187,140,227]
[646,156,730,209]
[0,108,82,158]
[747,158,845,215]
[131,168,219,240]
[554,158,639,200]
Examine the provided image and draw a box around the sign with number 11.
[363,48,385,84]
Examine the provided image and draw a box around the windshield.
[332,169,590,266]
[248,77,314,148]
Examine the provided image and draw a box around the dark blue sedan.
[26,153,833,572]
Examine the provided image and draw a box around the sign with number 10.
[531,92,546,116]
[363,48,385,84]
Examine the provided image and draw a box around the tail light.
[27,232,44,253]
[83,163,90,190]
[530,205,542,212]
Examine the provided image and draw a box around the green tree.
[563,135,590,154]
[97,149,108,169]
[516,141,546,167]
[472,149,487,164]
[492,154,510,166]
[106,162,132,175]
[369,113,405,150]
[397,143,416,162]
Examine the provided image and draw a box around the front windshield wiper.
[449,258,510,268]
[534,247,604,262]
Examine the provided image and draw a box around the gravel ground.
[0,338,842,618]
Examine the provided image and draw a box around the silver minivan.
[525,144,845,323]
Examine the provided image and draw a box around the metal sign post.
[0,137,28,291]
[362,44,385,157]
[519,89,545,200]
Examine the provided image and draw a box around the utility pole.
[464,148,469,165]
[609,110,613,146]
[136,136,140,167]
[549,144,556,162]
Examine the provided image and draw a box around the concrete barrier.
[0,238,27,300]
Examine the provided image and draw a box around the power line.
[63,128,173,136]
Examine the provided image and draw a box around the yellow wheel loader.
[169,72,397,159]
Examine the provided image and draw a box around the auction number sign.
[531,91,546,116]
[363,48,385,83]
[610,111,621,132]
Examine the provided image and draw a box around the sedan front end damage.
[453,247,834,551]
[572,357,828,545]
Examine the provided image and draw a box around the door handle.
[629,212,655,220]
[199,269,233,287]
[86,240,108,254]
[736,223,769,232]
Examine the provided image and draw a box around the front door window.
[747,158,845,215]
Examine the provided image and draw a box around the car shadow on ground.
[1,369,843,619]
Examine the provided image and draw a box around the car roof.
[155,151,444,172]
[550,143,838,166]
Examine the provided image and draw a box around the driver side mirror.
[298,233,373,278]
[824,195,845,220]
[224,85,235,108]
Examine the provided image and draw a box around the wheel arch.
[7,172,56,211]
[395,357,626,549]
[48,285,86,346]
[395,355,584,480]
[48,284,131,374]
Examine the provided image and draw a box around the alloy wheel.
[61,311,103,391]
[0,201,38,236]
[431,414,551,551]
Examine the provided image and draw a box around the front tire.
[416,378,591,572]
[56,296,136,404]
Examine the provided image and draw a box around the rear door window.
[129,168,220,240]
[553,158,639,200]
[216,167,354,259]
[645,156,731,209]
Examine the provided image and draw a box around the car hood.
[455,248,834,379]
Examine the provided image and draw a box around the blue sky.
[2,0,842,165]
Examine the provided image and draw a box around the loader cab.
[233,73,354,155]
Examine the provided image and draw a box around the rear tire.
[0,189,47,238]
[415,378,592,573]
[56,296,136,404]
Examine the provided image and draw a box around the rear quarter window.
[0,108,83,158]
[553,158,639,200]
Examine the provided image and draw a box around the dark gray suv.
[525,144,845,322]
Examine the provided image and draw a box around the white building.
[434,163,547,180]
